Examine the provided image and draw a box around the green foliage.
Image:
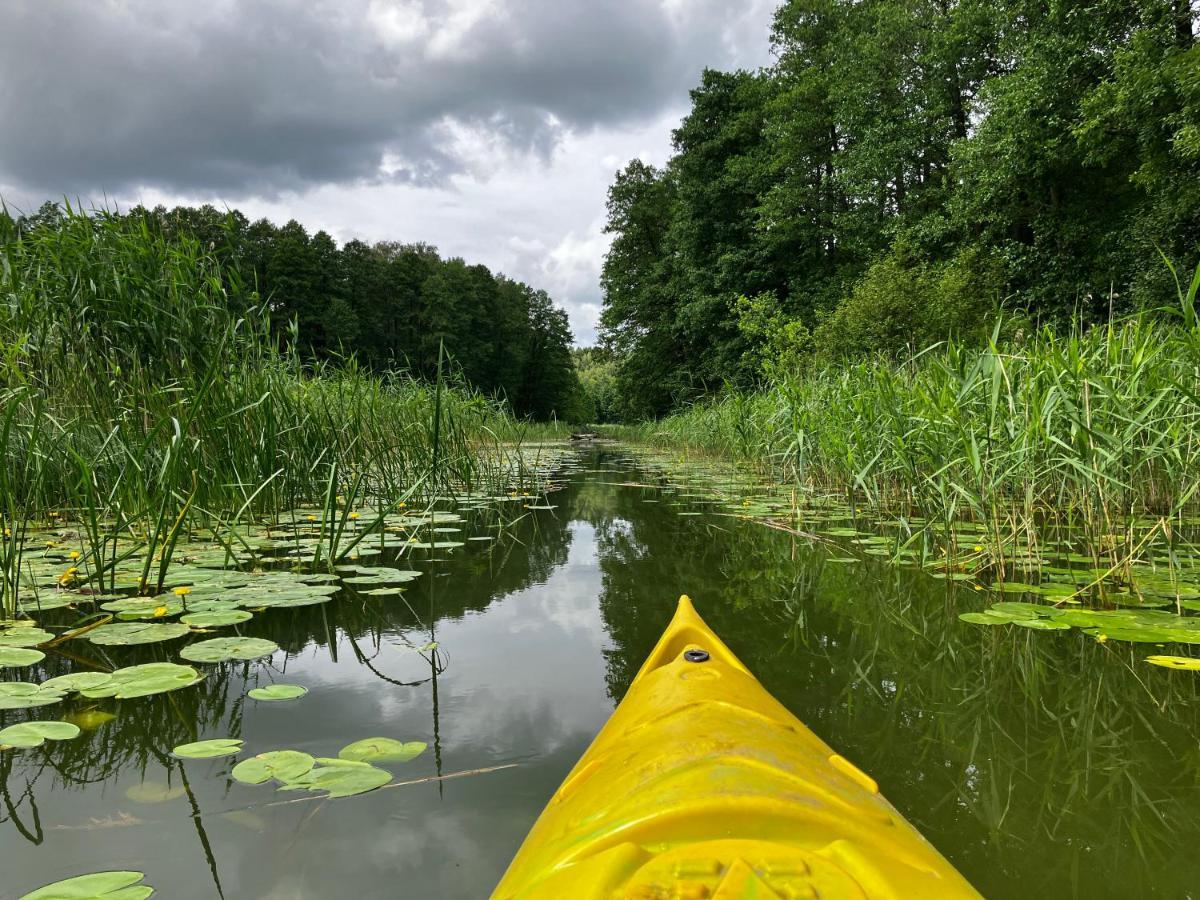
[600,0,1200,412]
[11,203,579,420]
[614,309,1200,563]
[0,206,536,615]
[812,245,1005,360]
[571,348,620,423]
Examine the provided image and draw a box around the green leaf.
[179,610,253,627]
[0,646,46,668]
[173,738,244,759]
[0,720,81,749]
[247,684,307,701]
[42,672,114,693]
[80,663,203,699]
[180,636,279,663]
[1145,655,1200,670]
[19,870,151,900]
[292,762,391,798]
[0,682,65,710]
[88,623,191,646]
[0,627,54,648]
[231,750,314,785]
[338,737,426,764]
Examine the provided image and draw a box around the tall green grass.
[614,272,1200,569]
[0,206,518,615]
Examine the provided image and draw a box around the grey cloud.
[0,0,773,199]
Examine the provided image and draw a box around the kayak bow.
[494,595,979,898]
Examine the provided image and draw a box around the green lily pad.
[101,597,183,619]
[19,870,152,900]
[1145,655,1200,670]
[173,738,244,759]
[0,720,81,749]
[88,622,191,646]
[247,684,307,701]
[1012,617,1071,631]
[80,663,203,699]
[181,637,279,663]
[17,594,80,612]
[232,750,314,785]
[0,646,45,668]
[282,760,392,798]
[250,593,333,609]
[0,682,65,710]
[338,737,426,764]
[959,612,1012,626]
[179,609,253,627]
[0,627,53,648]
[42,672,114,693]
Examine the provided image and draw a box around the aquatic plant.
[0,206,536,618]
[613,285,1200,575]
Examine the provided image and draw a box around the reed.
[612,271,1200,567]
[0,206,519,616]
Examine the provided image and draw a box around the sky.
[0,0,779,344]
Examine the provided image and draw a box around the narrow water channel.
[5,446,1200,898]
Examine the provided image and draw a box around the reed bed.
[0,207,517,616]
[614,274,1200,568]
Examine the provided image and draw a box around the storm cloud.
[1,0,774,196]
[0,0,777,342]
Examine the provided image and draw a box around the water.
[5,447,1200,898]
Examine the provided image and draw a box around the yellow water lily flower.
[172,586,191,597]
[153,606,168,618]
[348,511,360,520]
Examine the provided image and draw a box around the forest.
[6,202,580,421]
[599,0,1200,418]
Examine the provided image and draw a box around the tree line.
[600,0,1200,418]
[7,202,581,420]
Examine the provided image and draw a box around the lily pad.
[42,672,114,693]
[173,738,244,759]
[0,682,65,710]
[80,663,203,699]
[179,609,253,627]
[181,637,279,663]
[88,622,191,646]
[101,597,183,619]
[338,737,426,764]
[0,627,54,648]
[282,760,391,798]
[959,611,1011,626]
[247,684,307,701]
[19,870,152,900]
[1144,655,1200,670]
[0,646,45,668]
[0,720,81,749]
[232,750,314,785]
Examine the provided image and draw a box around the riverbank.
[0,209,539,618]
[608,307,1200,575]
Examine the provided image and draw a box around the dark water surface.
[5,447,1200,898]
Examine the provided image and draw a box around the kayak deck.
[493,595,979,899]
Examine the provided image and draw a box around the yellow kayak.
[494,595,980,899]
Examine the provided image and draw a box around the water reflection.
[3,448,1199,898]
